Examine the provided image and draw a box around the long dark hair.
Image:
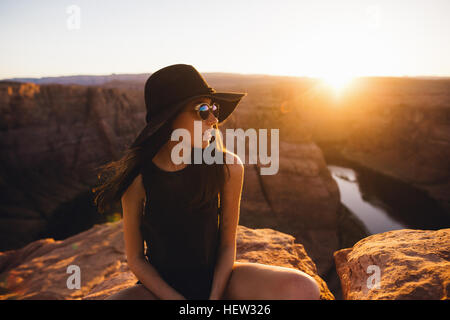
[92,114,230,215]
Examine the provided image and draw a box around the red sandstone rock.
[334,228,450,300]
[0,221,333,300]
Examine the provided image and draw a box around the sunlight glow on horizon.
[320,74,356,95]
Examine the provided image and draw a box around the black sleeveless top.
[136,147,224,300]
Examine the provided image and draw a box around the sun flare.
[320,74,355,94]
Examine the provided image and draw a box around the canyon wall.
[305,78,450,215]
[0,82,146,250]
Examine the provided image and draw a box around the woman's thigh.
[222,261,320,300]
[105,284,159,300]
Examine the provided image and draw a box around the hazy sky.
[1,0,449,79]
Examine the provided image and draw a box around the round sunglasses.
[193,102,220,120]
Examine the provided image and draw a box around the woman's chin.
[201,141,210,149]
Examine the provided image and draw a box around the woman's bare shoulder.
[223,150,244,178]
[223,149,244,167]
[122,173,146,201]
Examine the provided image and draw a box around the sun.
[320,74,355,94]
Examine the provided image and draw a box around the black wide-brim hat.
[130,64,247,148]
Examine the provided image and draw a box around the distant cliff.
[0,82,146,250]
[306,78,450,215]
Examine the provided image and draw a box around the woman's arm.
[209,153,244,300]
[122,173,186,300]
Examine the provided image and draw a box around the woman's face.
[171,96,219,149]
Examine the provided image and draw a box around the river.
[327,162,450,235]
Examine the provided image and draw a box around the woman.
[93,64,320,300]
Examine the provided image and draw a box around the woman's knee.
[281,272,321,300]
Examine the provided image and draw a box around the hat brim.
[130,91,247,148]
[209,91,247,123]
